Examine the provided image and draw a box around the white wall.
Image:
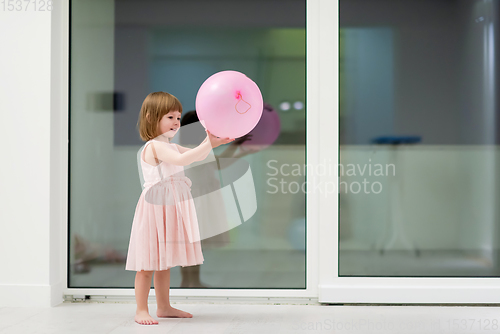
[0,1,67,307]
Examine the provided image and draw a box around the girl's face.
[157,110,181,138]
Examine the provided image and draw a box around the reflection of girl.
[73,233,126,273]
[179,110,257,287]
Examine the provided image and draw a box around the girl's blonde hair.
[137,91,183,141]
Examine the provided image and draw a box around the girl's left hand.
[231,134,253,146]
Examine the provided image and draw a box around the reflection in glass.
[339,0,500,276]
[69,0,306,288]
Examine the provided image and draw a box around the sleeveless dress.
[125,139,204,271]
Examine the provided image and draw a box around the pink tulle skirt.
[125,177,204,271]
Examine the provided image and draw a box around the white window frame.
[52,0,323,303]
[315,0,500,304]
[53,0,500,306]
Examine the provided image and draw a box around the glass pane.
[69,0,306,288]
[339,0,500,276]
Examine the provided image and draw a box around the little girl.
[125,91,234,325]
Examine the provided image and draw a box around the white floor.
[1,301,500,333]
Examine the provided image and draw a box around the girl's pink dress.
[125,139,204,271]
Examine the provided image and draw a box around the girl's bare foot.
[157,306,193,318]
[135,310,159,325]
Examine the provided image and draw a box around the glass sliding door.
[319,0,500,303]
[68,0,307,295]
[339,0,500,277]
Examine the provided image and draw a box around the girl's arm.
[152,136,212,166]
[173,143,192,154]
[174,137,208,153]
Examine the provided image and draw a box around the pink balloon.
[241,102,281,151]
[195,70,264,138]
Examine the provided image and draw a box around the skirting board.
[0,281,64,307]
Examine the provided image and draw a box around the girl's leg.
[154,268,193,318]
[134,270,159,325]
[153,268,171,309]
